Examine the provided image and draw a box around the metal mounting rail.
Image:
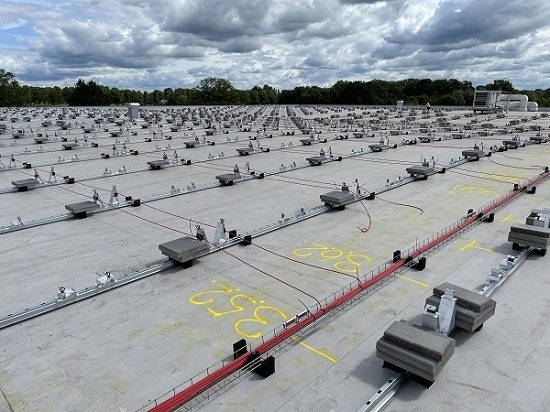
[144,170,549,412]
[479,246,533,298]
[0,129,280,172]
[0,142,463,235]
[357,246,535,412]
[357,215,544,412]
[0,160,467,328]
[0,145,259,193]
[0,260,174,330]
[1,158,536,331]
[357,373,410,412]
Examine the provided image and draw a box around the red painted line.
[150,170,548,412]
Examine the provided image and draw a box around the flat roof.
[0,105,549,412]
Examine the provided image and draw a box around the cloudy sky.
[1,0,549,91]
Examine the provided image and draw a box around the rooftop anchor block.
[462,149,485,160]
[62,142,78,150]
[529,136,547,144]
[502,140,519,149]
[147,160,170,169]
[425,282,496,332]
[376,320,455,386]
[236,147,255,155]
[65,201,101,218]
[306,155,326,166]
[369,143,388,152]
[320,191,354,208]
[508,223,550,251]
[406,166,434,178]
[216,173,241,186]
[159,236,209,266]
[12,179,39,191]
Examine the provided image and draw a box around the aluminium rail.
[0,260,174,329]
[0,173,396,330]
[0,137,434,234]
[142,169,549,412]
[0,129,318,174]
[356,218,543,412]
[0,156,486,328]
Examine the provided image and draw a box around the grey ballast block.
[509,224,550,238]
[369,144,388,152]
[382,320,455,361]
[376,320,455,383]
[376,340,452,382]
[462,149,484,160]
[147,160,170,169]
[320,191,354,207]
[236,147,254,155]
[432,282,494,313]
[12,179,39,191]
[425,295,495,332]
[159,236,209,263]
[502,140,519,148]
[406,166,434,177]
[62,142,78,150]
[508,232,550,244]
[306,155,325,165]
[528,208,550,217]
[215,173,241,185]
[65,201,101,217]
[508,234,549,249]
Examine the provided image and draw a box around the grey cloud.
[388,0,550,50]
[2,0,550,91]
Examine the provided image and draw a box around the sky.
[1,0,549,91]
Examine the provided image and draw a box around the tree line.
[1,68,549,107]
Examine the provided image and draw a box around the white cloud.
[0,0,548,91]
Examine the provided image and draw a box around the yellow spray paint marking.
[292,242,372,273]
[501,213,525,224]
[395,274,429,288]
[478,173,526,183]
[502,213,512,222]
[459,239,493,253]
[190,280,288,340]
[451,184,500,195]
[291,336,336,363]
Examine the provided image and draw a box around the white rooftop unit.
[472,90,501,113]
[127,102,140,119]
[527,101,539,112]
[497,94,528,112]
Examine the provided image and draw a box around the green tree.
[197,77,236,105]
[482,79,515,93]
[0,68,20,106]
[163,88,176,105]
